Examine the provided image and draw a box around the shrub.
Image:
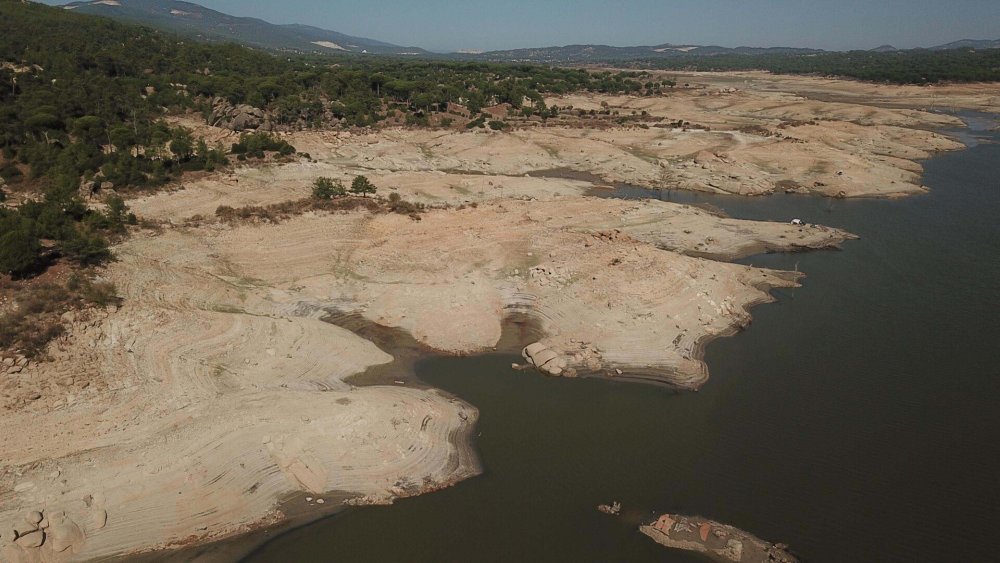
[231,132,296,158]
[488,120,508,131]
[0,163,22,181]
[0,277,120,358]
[62,228,111,266]
[312,177,346,200]
[0,229,42,277]
[104,195,136,233]
[386,192,424,219]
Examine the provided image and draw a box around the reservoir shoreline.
[241,111,1000,562]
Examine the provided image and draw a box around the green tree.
[108,124,136,155]
[169,129,194,161]
[350,175,377,198]
[71,116,106,145]
[104,195,134,233]
[312,177,346,200]
[0,229,41,277]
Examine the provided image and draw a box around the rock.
[46,515,84,553]
[89,509,107,530]
[693,151,719,165]
[523,342,548,359]
[530,349,559,368]
[1,523,15,545]
[209,98,267,131]
[598,501,622,515]
[14,529,44,548]
[24,512,42,525]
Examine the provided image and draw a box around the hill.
[466,43,821,63]
[61,0,428,55]
[930,38,1000,51]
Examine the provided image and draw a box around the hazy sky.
[42,0,1000,52]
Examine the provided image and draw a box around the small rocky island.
[641,513,798,563]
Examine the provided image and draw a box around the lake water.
[242,114,1000,562]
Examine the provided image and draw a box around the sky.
[42,0,1000,52]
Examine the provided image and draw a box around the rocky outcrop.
[208,98,270,132]
[523,342,569,376]
[1,509,90,561]
[641,513,798,563]
[78,178,115,201]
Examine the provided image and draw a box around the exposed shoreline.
[1,73,993,562]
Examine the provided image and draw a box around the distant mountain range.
[60,0,1000,61]
[460,44,823,63]
[928,38,1000,51]
[61,0,429,55]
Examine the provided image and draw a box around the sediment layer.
[7,71,970,560]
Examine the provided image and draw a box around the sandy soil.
[667,71,1000,114]
[4,72,987,560]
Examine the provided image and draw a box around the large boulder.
[209,98,267,131]
[46,512,85,553]
[13,529,44,549]
[522,342,568,376]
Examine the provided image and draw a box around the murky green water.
[243,114,1000,562]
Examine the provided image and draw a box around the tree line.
[0,0,652,278]
[629,49,1000,84]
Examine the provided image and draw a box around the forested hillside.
[1,0,645,191]
[0,0,650,280]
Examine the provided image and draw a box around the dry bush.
[216,195,411,225]
[0,275,120,358]
[737,124,775,137]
